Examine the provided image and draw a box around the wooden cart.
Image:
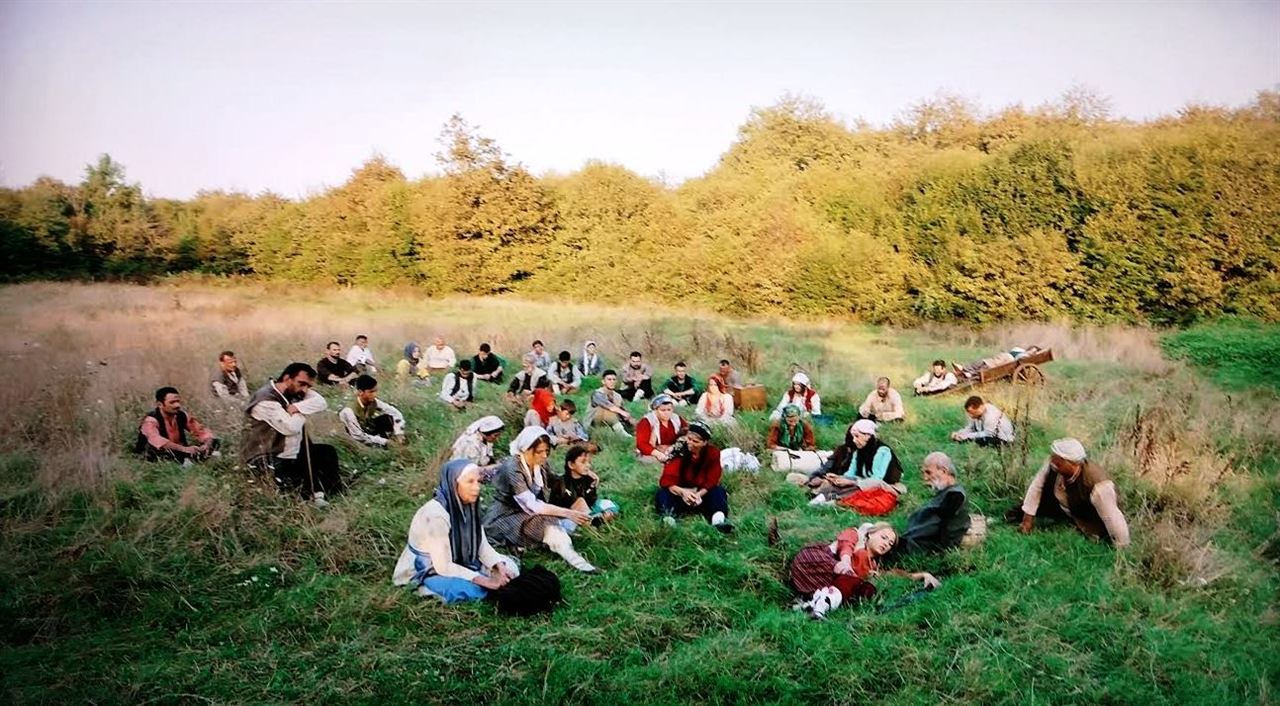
[922,347,1055,395]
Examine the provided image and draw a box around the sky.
[0,1,1277,199]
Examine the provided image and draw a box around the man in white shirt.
[339,375,406,447]
[346,335,377,374]
[951,395,1015,447]
[424,336,457,376]
[242,362,342,506]
[914,360,958,395]
[859,377,905,423]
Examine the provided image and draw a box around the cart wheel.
[1014,364,1046,386]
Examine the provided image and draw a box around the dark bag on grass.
[490,565,563,616]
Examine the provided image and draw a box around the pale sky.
[1,1,1277,199]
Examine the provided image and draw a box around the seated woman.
[578,340,604,378]
[806,419,904,505]
[396,342,431,384]
[788,522,939,620]
[635,394,687,464]
[695,375,736,425]
[450,415,504,481]
[547,445,620,527]
[913,360,957,395]
[768,404,815,451]
[523,381,557,428]
[655,421,733,533]
[392,460,520,604]
[483,427,598,573]
[769,372,822,421]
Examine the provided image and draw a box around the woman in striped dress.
[483,426,599,573]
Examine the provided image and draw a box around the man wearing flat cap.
[1010,438,1130,547]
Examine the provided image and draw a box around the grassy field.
[1,282,1277,705]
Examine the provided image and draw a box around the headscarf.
[851,419,877,437]
[530,388,556,426]
[687,420,712,441]
[510,425,549,455]
[791,372,811,388]
[580,340,599,371]
[464,415,504,436]
[403,342,420,362]
[704,375,727,417]
[433,459,484,571]
[779,404,806,449]
[1051,438,1087,462]
[650,394,675,410]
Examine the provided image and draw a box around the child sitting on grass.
[548,445,619,528]
[546,399,590,448]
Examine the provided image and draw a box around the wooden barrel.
[733,383,768,411]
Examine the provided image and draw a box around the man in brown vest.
[1010,438,1130,547]
[242,362,343,507]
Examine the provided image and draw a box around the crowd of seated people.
[133,334,1123,621]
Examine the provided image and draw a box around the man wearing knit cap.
[1010,438,1130,547]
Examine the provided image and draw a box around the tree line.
[3,90,1278,324]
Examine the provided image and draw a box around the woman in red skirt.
[789,523,940,618]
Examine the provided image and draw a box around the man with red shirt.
[135,386,218,463]
[655,421,733,533]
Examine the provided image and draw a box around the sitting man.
[470,343,506,384]
[317,341,358,387]
[346,335,377,374]
[717,359,744,389]
[950,396,1015,447]
[635,394,687,464]
[528,339,553,371]
[547,350,581,394]
[859,377,904,423]
[655,421,733,533]
[450,416,505,481]
[210,350,249,400]
[1009,438,1130,547]
[913,360,957,395]
[339,375,406,447]
[424,336,457,377]
[438,359,475,410]
[242,363,341,506]
[620,351,654,402]
[506,353,548,400]
[896,452,972,554]
[136,386,219,463]
[585,369,635,437]
[662,361,700,407]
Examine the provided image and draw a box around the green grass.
[1162,317,1280,393]
[1,286,1278,705]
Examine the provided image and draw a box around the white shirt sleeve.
[250,399,305,436]
[339,407,388,446]
[377,400,406,434]
[810,393,822,416]
[1020,461,1052,516]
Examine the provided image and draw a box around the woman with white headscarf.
[392,459,519,604]
[450,416,505,481]
[578,340,603,378]
[769,372,822,421]
[483,426,598,572]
